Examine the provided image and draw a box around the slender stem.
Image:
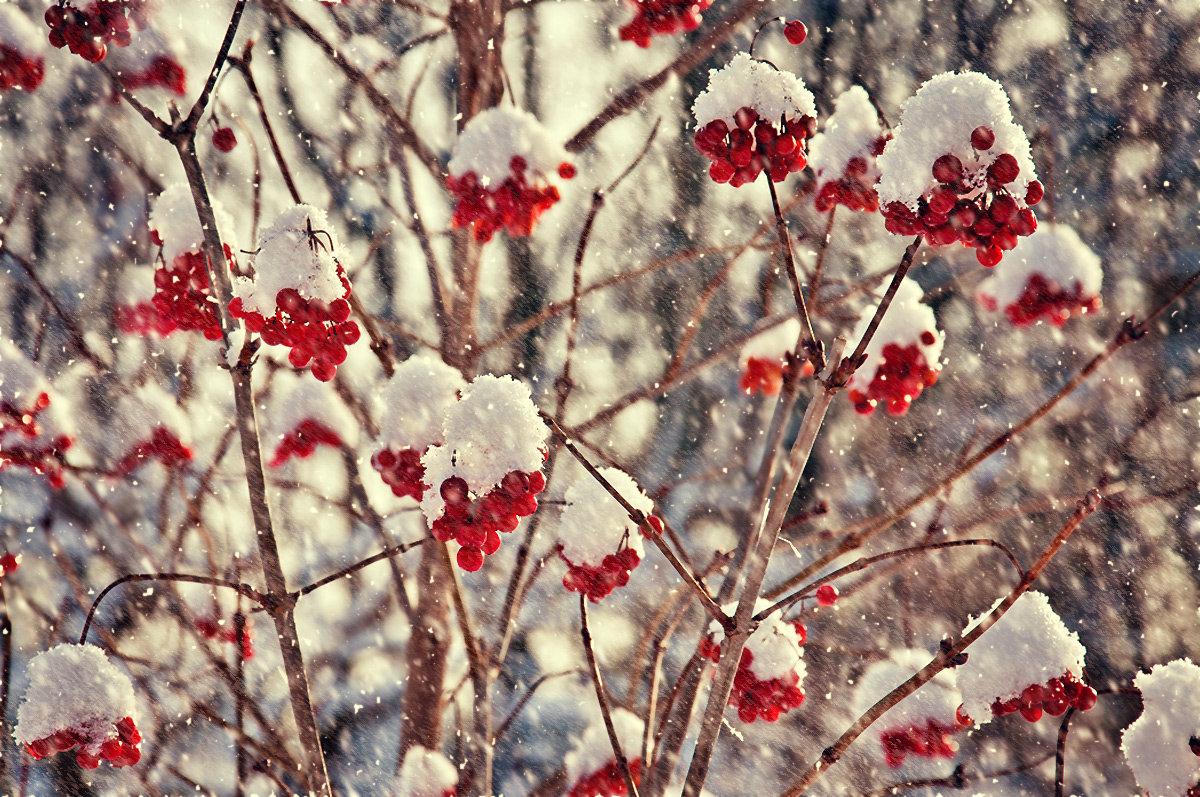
[491,671,584,745]
[230,46,301,204]
[184,0,249,131]
[581,596,641,797]
[80,573,263,645]
[766,178,824,373]
[1054,706,1076,797]
[0,587,10,793]
[233,609,248,797]
[292,537,426,598]
[808,206,837,313]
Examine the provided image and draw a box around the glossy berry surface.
[230,283,360,383]
[847,342,940,416]
[986,671,1097,722]
[143,246,234,341]
[699,642,806,723]
[561,546,641,602]
[0,392,72,488]
[0,552,19,576]
[432,469,546,571]
[739,356,815,396]
[694,108,815,187]
[618,0,712,47]
[784,20,807,45]
[447,156,572,242]
[24,716,142,769]
[0,44,44,92]
[879,717,968,768]
[814,137,890,213]
[816,584,839,606]
[44,1,138,63]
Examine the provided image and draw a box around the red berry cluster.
[568,757,641,797]
[44,1,134,63]
[0,552,19,577]
[112,426,194,477]
[561,547,641,603]
[448,157,574,243]
[432,469,546,572]
[196,617,254,660]
[212,126,237,153]
[24,716,141,769]
[879,718,966,768]
[814,139,889,213]
[1,392,72,488]
[981,273,1101,328]
[739,357,814,396]
[0,44,44,92]
[118,55,185,95]
[147,241,238,341]
[371,447,426,499]
[699,634,806,723]
[848,338,940,416]
[268,419,342,468]
[694,109,815,187]
[985,672,1097,722]
[617,0,712,47]
[229,284,361,383]
[113,300,178,337]
[882,127,1041,266]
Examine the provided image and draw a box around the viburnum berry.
[565,709,644,797]
[1,342,74,489]
[396,745,457,797]
[977,224,1103,328]
[212,125,237,152]
[784,19,807,45]
[557,468,654,602]
[815,584,839,606]
[617,0,712,47]
[446,107,574,242]
[230,205,360,382]
[701,601,806,723]
[0,6,46,93]
[15,644,143,770]
[738,318,816,396]
[44,0,144,63]
[196,616,254,660]
[845,279,943,416]
[117,54,185,94]
[112,425,193,476]
[692,53,817,187]
[877,72,1041,266]
[0,552,19,576]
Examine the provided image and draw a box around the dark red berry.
[212,126,237,152]
[970,126,995,151]
[784,20,807,45]
[932,154,963,184]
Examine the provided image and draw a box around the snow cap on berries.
[376,353,466,452]
[739,318,801,370]
[957,591,1086,725]
[692,53,815,131]
[852,648,963,738]
[845,278,943,396]
[565,708,644,784]
[558,467,652,568]
[709,600,806,682]
[266,375,359,450]
[14,644,137,749]
[1121,658,1200,797]
[808,85,884,180]
[876,71,1037,213]
[977,223,1103,323]
[149,184,235,263]
[396,745,457,797]
[232,205,348,316]
[448,107,569,188]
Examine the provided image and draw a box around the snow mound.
[978,223,1103,308]
[232,205,347,316]
[14,644,137,750]
[396,745,457,797]
[448,107,568,187]
[809,85,884,180]
[149,184,236,264]
[852,648,962,732]
[845,278,943,395]
[709,600,806,682]
[565,708,644,783]
[376,353,466,452]
[1121,659,1200,797]
[558,467,652,567]
[739,318,801,368]
[692,53,816,129]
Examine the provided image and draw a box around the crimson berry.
[816,584,839,606]
[1189,736,1200,756]
[784,20,807,45]
[457,546,485,572]
[0,552,19,576]
[970,125,995,150]
[212,126,237,152]
[931,154,963,184]
[987,153,1020,185]
[1024,179,1044,206]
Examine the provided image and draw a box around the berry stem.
[1054,706,1076,797]
[766,176,825,374]
[580,595,642,797]
[290,537,427,599]
[183,0,250,133]
[808,204,837,314]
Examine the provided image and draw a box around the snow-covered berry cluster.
[111,385,194,477]
[853,649,969,769]
[44,0,139,63]
[0,341,73,489]
[420,375,547,571]
[15,644,142,769]
[845,278,944,416]
[447,107,574,242]
[977,224,1103,328]
[556,467,654,602]
[372,353,466,500]
[0,6,46,92]
[737,318,815,396]
[117,54,184,94]
[701,602,806,723]
[230,205,361,382]
[265,379,357,468]
[877,72,1040,267]
[956,591,1092,726]
[1121,658,1200,797]
[396,745,457,797]
[196,616,254,660]
[565,709,644,797]
[808,86,890,213]
[692,53,817,187]
[617,0,712,48]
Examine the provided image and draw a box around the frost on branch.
[372,353,466,500]
[692,53,817,187]
[565,708,644,797]
[808,85,890,213]
[617,0,712,48]
[1121,658,1200,797]
[845,278,944,416]
[851,649,969,769]
[556,467,652,602]
[0,4,46,92]
[15,644,143,769]
[110,383,194,477]
[0,340,74,489]
[977,224,1103,327]
[877,71,1041,266]
[701,600,806,723]
[265,377,358,468]
[230,205,361,382]
[956,590,1094,725]
[396,745,457,797]
[446,107,574,242]
[737,318,814,396]
[420,375,547,571]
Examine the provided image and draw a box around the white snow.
[1121,658,1200,797]
[447,107,569,187]
[876,71,1037,212]
[396,745,457,797]
[231,205,348,316]
[149,184,236,264]
[845,278,944,396]
[0,3,44,53]
[692,53,816,129]
[808,86,884,180]
[956,591,1087,724]
[14,644,137,750]
[557,467,652,567]
[115,382,191,443]
[739,318,801,368]
[708,600,806,682]
[852,648,962,733]
[0,338,50,408]
[266,375,359,448]
[977,223,1103,308]
[564,708,644,783]
[375,353,466,452]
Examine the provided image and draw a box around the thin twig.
[292,537,426,599]
[491,671,584,745]
[80,573,264,645]
[766,178,824,373]
[184,0,250,131]
[581,596,641,797]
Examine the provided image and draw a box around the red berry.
[558,162,576,179]
[457,546,485,572]
[932,154,963,184]
[212,126,237,152]
[970,126,995,151]
[1024,180,1044,206]
[815,584,838,606]
[784,20,807,45]
[0,552,19,576]
[987,153,1020,185]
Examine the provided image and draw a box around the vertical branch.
[766,178,823,373]
[581,596,641,797]
[1054,706,1076,797]
[0,585,11,793]
[233,609,248,797]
